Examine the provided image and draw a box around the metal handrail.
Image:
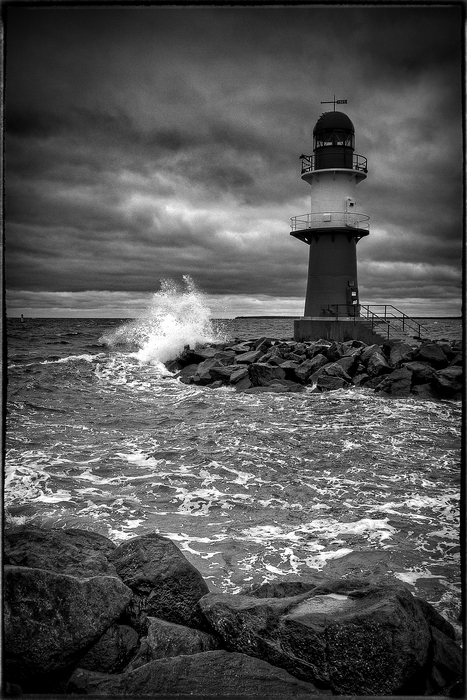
[300,153,368,175]
[291,211,370,231]
[326,304,426,340]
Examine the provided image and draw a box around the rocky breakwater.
[4,526,463,696]
[165,336,463,399]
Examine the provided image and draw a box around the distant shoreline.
[233,316,462,320]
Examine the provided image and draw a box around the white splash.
[100,276,224,365]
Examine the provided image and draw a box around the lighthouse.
[291,100,374,343]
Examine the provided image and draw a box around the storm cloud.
[4,5,463,317]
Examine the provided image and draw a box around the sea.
[4,284,463,636]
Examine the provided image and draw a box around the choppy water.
[5,283,462,632]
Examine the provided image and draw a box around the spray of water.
[100,276,225,365]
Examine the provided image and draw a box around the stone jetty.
[4,526,463,696]
[165,336,463,399]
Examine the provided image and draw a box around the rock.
[109,533,209,633]
[314,375,349,391]
[414,342,449,368]
[67,650,325,696]
[234,374,253,391]
[306,341,332,359]
[207,364,238,383]
[422,626,464,695]
[174,346,206,367]
[234,349,263,364]
[334,353,360,375]
[229,366,249,383]
[387,342,415,368]
[295,354,329,383]
[125,616,220,671]
[324,341,345,362]
[78,624,139,674]
[229,341,252,353]
[360,343,383,364]
[198,581,437,695]
[449,353,463,367]
[375,366,413,396]
[280,359,302,381]
[4,566,132,692]
[411,383,439,400]
[240,579,323,598]
[4,526,118,579]
[248,362,285,387]
[176,363,200,383]
[366,351,392,377]
[432,366,463,398]
[252,336,275,351]
[403,361,436,385]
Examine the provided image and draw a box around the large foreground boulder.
[4,526,118,578]
[124,616,220,671]
[68,650,327,695]
[4,566,132,692]
[198,579,461,695]
[109,533,209,633]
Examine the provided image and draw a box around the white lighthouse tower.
[291,99,375,342]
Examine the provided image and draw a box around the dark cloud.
[4,4,463,316]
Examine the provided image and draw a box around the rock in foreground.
[3,526,463,696]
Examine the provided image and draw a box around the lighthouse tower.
[291,102,373,342]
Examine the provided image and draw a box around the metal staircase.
[326,304,427,343]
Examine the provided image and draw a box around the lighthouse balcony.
[300,153,367,175]
[290,211,370,233]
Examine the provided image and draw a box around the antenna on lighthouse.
[320,95,348,111]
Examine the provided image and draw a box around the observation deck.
[290,211,370,243]
[300,153,368,176]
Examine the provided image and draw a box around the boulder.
[229,366,249,384]
[228,341,252,353]
[235,349,263,364]
[280,359,302,382]
[234,374,253,391]
[78,624,139,674]
[207,364,238,383]
[4,566,132,692]
[411,383,439,400]
[360,343,383,364]
[334,353,360,375]
[305,342,331,359]
[431,366,463,398]
[125,616,220,671]
[67,650,325,696]
[387,342,415,368]
[295,354,329,383]
[248,362,285,387]
[198,581,437,695]
[449,353,463,367]
[176,363,200,384]
[240,579,323,599]
[324,342,345,362]
[366,351,392,377]
[414,342,449,368]
[422,626,464,695]
[314,375,349,392]
[109,533,209,633]
[403,361,436,385]
[375,366,413,397]
[4,526,117,579]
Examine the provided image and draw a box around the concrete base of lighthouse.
[294,318,384,345]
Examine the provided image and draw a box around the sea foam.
[100,276,224,365]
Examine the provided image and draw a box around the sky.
[4,3,464,318]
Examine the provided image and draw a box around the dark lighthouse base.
[294,318,384,345]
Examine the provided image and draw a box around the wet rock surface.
[3,525,463,696]
[167,336,462,399]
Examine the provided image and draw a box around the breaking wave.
[100,276,225,364]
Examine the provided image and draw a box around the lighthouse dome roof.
[313,111,355,134]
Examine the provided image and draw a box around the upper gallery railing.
[300,153,368,175]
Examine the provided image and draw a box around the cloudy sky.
[4,4,463,318]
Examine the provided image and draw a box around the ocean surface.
[4,289,463,634]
